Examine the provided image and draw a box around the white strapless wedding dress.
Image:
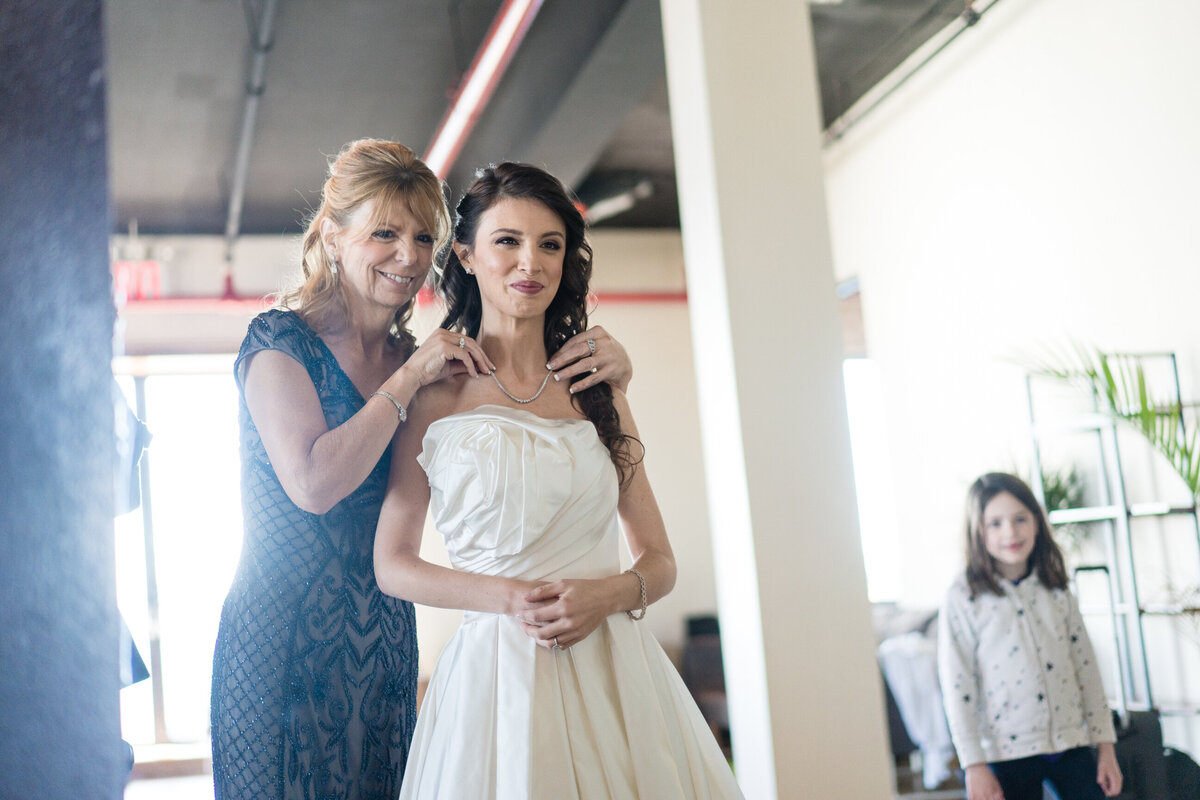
[399,405,743,800]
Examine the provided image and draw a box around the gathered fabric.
[401,405,743,800]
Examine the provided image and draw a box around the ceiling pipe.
[582,178,654,225]
[423,0,545,179]
[223,0,280,286]
[823,0,998,146]
[121,289,687,315]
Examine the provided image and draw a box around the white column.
[660,2,893,797]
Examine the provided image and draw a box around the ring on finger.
[553,636,560,649]
[585,338,596,355]
[458,336,465,349]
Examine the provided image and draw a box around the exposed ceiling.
[104,0,971,236]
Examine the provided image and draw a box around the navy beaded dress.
[211,309,418,800]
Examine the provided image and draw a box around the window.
[843,357,901,603]
[115,357,243,746]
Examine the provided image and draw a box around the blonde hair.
[278,139,450,351]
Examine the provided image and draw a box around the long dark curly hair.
[439,162,642,485]
[964,472,1068,598]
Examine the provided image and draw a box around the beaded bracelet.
[625,568,647,620]
[371,390,407,424]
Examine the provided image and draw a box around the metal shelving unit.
[1027,352,1200,720]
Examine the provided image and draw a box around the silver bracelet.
[625,568,647,620]
[371,390,407,423]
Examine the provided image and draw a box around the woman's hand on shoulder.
[399,329,494,388]
[547,326,632,394]
[516,578,618,649]
[964,763,1004,800]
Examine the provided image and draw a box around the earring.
[464,267,473,275]
[330,258,339,275]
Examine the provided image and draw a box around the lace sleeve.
[234,309,318,390]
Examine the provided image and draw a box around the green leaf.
[1032,347,1198,501]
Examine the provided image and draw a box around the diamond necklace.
[491,367,553,404]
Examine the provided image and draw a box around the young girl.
[938,472,1123,800]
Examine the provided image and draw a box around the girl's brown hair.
[278,139,450,352]
[964,472,1069,598]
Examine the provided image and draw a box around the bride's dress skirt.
[400,406,743,800]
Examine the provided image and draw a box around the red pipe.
[588,291,688,305]
[423,0,545,178]
[122,289,688,314]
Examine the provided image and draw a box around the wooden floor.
[124,762,969,799]
[894,757,966,800]
[124,772,970,799]
[124,775,213,800]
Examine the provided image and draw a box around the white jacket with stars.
[937,572,1116,767]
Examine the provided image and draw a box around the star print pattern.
[937,572,1116,767]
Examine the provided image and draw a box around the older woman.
[209,141,632,800]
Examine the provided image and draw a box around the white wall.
[116,229,717,671]
[823,0,1200,750]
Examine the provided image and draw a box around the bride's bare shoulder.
[409,374,478,426]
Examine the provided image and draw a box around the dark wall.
[0,2,124,797]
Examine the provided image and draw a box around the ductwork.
[223,0,279,280]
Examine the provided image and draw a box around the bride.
[373,162,743,799]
